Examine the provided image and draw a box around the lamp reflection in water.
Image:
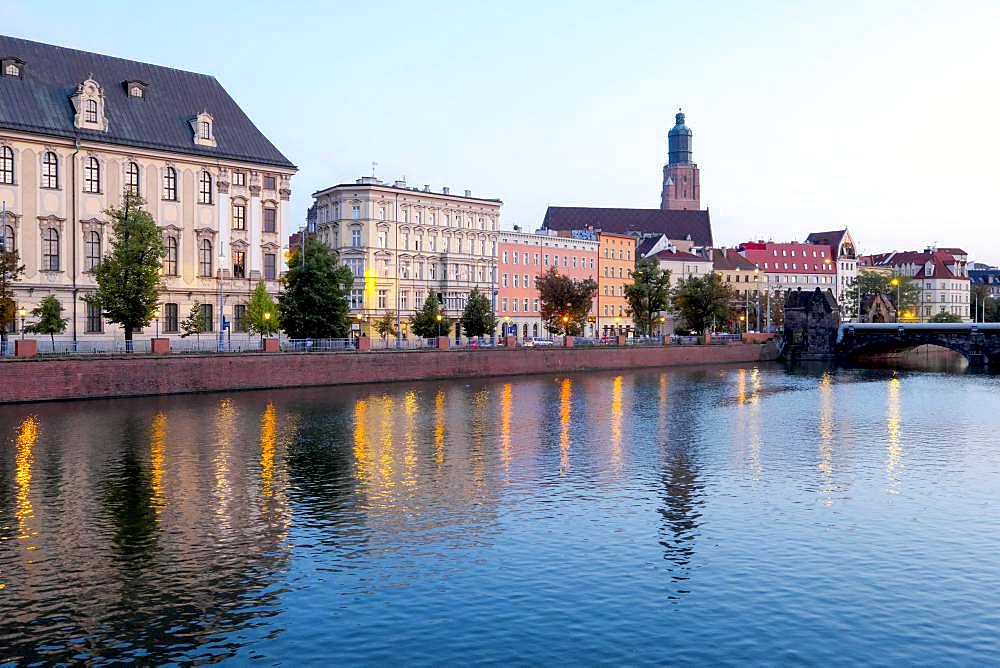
[434,390,446,466]
[214,399,237,519]
[560,377,572,473]
[353,398,370,484]
[886,376,902,494]
[402,391,418,489]
[500,383,513,472]
[817,372,834,506]
[611,375,623,468]
[748,368,763,480]
[260,403,277,498]
[150,412,167,515]
[377,395,397,499]
[15,415,39,542]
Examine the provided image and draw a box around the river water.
[2,362,1000,664]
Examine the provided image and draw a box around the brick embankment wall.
[0,343,778,404]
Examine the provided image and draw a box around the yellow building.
[597,232,635,336]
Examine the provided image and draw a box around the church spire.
[667,109,693,165]
[660,108,701,211]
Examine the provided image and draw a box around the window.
[42,228,59,271]
[164,236,178,275]
[86,302,103,333]
[263,175,276,191]
[84,231,101,271]
[129,85,143,98]
[83,157,100,193]
[85,99,98,124]
[0,147,13,185]
[201,303,214,331]
[233,172,246,187]
[351,229,361,247]
[41,152,58,189]
[233,250,246,278]
[162,167,177,200]
[349,288,363,309]
[263,207,276,233]
[378,290,388,309]
[346,258,364,277]
[4,63,19,77]
[199,171,212,204]
[163,303,179,333]
[234,304,247,331]
[199,120,211,140]
[2,225,13,253]
[233,203,246,230]
[199,239,213,276]
[126,162,140,194]
[264,253,276,280]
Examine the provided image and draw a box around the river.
[2,362,1000,664]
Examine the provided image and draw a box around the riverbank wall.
[0,343,778,404]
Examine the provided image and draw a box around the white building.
[805,229,859,305]
[863,247,970,321]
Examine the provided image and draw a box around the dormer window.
[85,99,98,124]
[190,111,216,147]
[71,78,108,132]
[123,79,147,99]
[1,57,24,78]
[4,63,18,77]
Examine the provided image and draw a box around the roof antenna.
[371,161,378,178]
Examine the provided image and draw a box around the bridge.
[781,288,1000,367]
[837,323,1000,367]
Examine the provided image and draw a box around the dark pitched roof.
[0,35,294,168]
[653,249,707,262]
[805,230,846,248]
[705,247,756,271]
[542,206,712,247]
[636,235,664,257]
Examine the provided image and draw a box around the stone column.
[249,173,262,276]
[216,169,230,263]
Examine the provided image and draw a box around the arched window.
[42,228,59,271]
[0,146,13,185]
[162,167,177,201]
[41,151,58,189]
[84,231,101,271]
[199,238,213,276]
[2,225,14,253]
[126,162,140,195]
[83,157,100,193]
[199,120,211,140]
[85,99,98,124]
[198,171,212,204]
[164,236,178,275]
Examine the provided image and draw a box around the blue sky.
[7,0,1000,261]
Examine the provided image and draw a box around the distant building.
[970,268,1000,299]
[311,177,500,337]
[660,112,701,211]
[739,240,838,293]
[497,230,598,338]
[804,229,858,304]
[704,247,761,300]
[653,248,712,284]
[861,247,970,321]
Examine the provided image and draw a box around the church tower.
[660,111,701,210]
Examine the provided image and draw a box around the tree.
[971,283,991,321]
[374,311,397,340]
[624,257,672,335]
[85,190,165,351]
[25,295,68,347]
[535,267,598,335]
[844,270,920,320]
[180,301,207,343]
[929,311,962,323]
[278,236,354,338]
[246,280,279,341]
[0,238,24,354]
[411,292,445,338]
[460,287,496,338]
[671,273,734,334]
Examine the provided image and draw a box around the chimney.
[442,186,450,195]
[394,178,407,188]
[423,184,430,192]
[464,189,471,198]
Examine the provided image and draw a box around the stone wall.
[0,344,777,404]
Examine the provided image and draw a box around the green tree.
[374,311,397,340]
[971,283,991,321]
[460,287,496,338]
[844,270,920,319]
[246,280,279,341]
[180,301,207,343]
[25,294,68,347]
[85,190,165,351]
[0,239,24,354]
[535,267,598,335]
[671,273,734,334]
[624,257,672,335]
[411,292,445,338]
[278,236,354,338]
[928,311,962,323]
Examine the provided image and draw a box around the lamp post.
[262,311,271,347]
[436,312,443,337]
[18,307,26,340]
[753,269,761,332]
[890,276,901,322]
[739,313,746,334]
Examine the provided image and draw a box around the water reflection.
[560,377,572,473]
[886,377,902,494]
[15,415,38,542]
[817,371,835,506]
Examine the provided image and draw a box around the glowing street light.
[18,307,26,340]
[436,312,443,337]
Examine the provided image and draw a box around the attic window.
[4,63,18,77]
[190,111,216,147]
[2,58,24,78]
[123,80,147,99]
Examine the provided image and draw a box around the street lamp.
[753,269,761,332]
[890,276,901,321]
[18,307,26,340]
[436,313,443,337]
[739,312,746,334]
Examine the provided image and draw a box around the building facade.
[597,231,636,336]
[0,36,295,342]
[805,229,858,304]
[497,230,598,338]
[862,248,970,321]
[739,240,837,293]
[312,177,500,337]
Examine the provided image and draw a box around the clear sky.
[7,0,1000,262]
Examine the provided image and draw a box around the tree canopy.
[374,311,398,340]
[86,190,165,347]
[278,236,354,339]
[671,273,734,334]
[844,270,920,319]
[535,267,597,336]
[928,311,962,323]
[624,257,672,335]
[25,294,68,346]
[246,280,279,338]
[180,301,207,340]
[460,287,496,338]
[0,238,24,351]
[411,292,446,338]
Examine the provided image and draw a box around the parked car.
[524,337,556,347]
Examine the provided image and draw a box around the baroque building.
[311,177,500,337]
[0,35,295,341]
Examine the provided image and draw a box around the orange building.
[497,230,598,338]
[597,232,636,336]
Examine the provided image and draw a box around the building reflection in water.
[434,389,446,465]
[15,415,38,542]
[610,375,623,469]
[500,383,513,472]
[150,412,167,515]
[886,376,902,494]
[259,403,276,498]
[817,371,835,506]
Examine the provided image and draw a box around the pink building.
[497,230,599,338]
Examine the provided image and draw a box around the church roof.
[542,206,713,247]
[0,35,294,168]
